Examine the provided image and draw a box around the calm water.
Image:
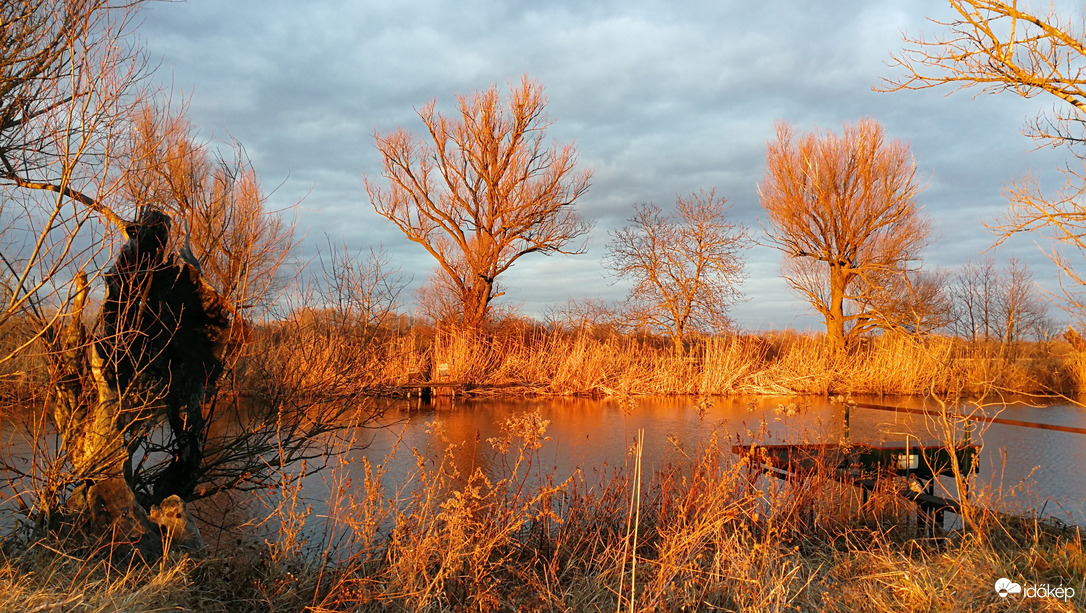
[3,395,1084,541]
[338,395,1086,526]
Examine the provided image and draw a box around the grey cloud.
[138,0,1076,329]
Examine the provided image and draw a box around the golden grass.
[7,410,1080,612]
[4,314,1077,404]
[2,318,1083,611]
[262,321,1083,398]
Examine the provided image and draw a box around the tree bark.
[825,263,848,353]
[50,208,231,557]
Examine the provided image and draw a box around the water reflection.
[2,394,1082,544]
[348,395,1086,526]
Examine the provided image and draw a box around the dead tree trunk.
[49,208,230,560]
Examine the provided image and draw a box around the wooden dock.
[399,381,467,399]
[397,380,535,400]
[732,442,979,536]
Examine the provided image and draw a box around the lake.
[325,394,1086,528]
[3,394,1083,544]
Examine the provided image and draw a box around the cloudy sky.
[139,0,1073,331]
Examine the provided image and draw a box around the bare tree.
[0,2,343,559]
[121,102,297,326]
[865,267,953,335]
[543,297,618,337]
[949,257,1049,343]
[315,239,407,336]
[949,258,1000,342]
[415,265,471,327]
[758,119,932,351]
[606,191,748,355]
[365,76,592,332]
[881,1,1086,316]
[0,0,145,367]
[996,258,1050,343]
[0,0,149,492]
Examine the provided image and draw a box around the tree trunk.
[672,327,684,357]
[825,263,848,353]
[47,208,231,560]
[461,276,494,332]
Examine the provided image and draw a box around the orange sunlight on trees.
[758,119,932,351]
[606,191,749,356]
[882,0,1086,316]
[122,103,297,326]
[0,0,146,367]
[365,76,592,332]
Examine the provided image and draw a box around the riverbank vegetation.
[4,311,1082,406]
[1,411,1082,612]
[2,0,1086,611]
[240,314,1086,399]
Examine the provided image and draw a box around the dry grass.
[264,320,1083,398]
[6,410,1079,612]
[1,315,1083,611]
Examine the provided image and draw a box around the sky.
[138,0,1075,331]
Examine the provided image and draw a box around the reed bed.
[1,319,1082,611]
[255,320,1083,398]
[2,410,1081,612]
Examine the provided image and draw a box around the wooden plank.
[735,443,969,524]
[400,381,464,389]
[852,402,1086,436]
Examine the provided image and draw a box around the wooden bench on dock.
[732,442,978,536]
[397,380,536,400]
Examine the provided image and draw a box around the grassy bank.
[256,317,1083,398]
[1,412,1081,612]
[4,311,1080,401]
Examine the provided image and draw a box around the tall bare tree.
[121,103,297,326]
[606,191,748,355]
[881,0,1086,315]
[758,119,932,351]
[365,76,592,332]
[997,257,1050,342]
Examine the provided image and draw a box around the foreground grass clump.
[1,412,1082,612]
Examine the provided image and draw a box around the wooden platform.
[399,381,466,399]
[732,442,978,536]
[397,381,533,399]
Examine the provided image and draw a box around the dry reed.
[265,321,1083,398]
[1,407,1082,611]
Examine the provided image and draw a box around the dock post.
[843,403,850,443]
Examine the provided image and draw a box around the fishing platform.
[732,440,979,536]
